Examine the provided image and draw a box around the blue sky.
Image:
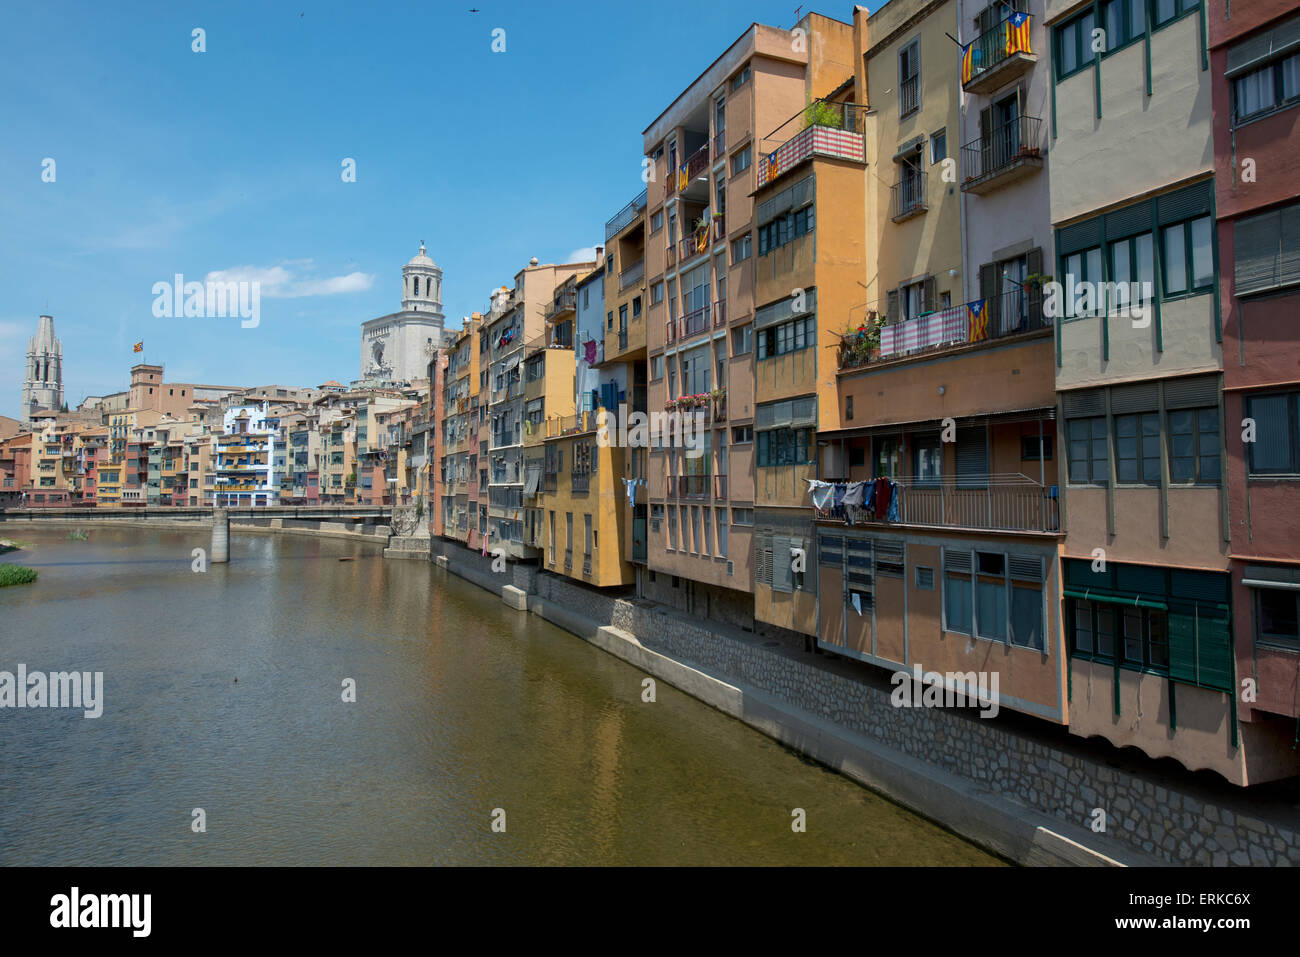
[0,0,863,418]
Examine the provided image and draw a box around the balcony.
[755,101,868,189]
[670,474,711,498]
[962,14,1037,95]
[713,130,726,158]
[684,144,709,183]
[544,289,577,320]
[679,305,710,341]
[619,259,645,290]
[899,75,919,117]
[713,215,726,243]
[816,476,1060,534]
[960,116,1043,195]
[890,173,927,222]
[564,548,572,571]
[678,225,711,265]
[571,472,591,493]
[841,290,1050,369]
[714,474,727,499]
[605,188,648,242]
[713,299,727,328]
[665,244,677,270]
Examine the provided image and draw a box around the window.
[1152,0,1198,25]
[1114,412,1160,486]
[1101,0,1146,52]
[732,425,753,444]
[913,434,941,486]
[898,38,920,117]
[1233,51,1300,124]
[1247,392,1300,474]
[915,566,934,590]
[1256,588,1300,648]
[667,505,678,550]
[874,435,902,479]
[757,316,814,360]
[632,296,642,318]
[731,234,752,263]
[731,65,751,90]
[930,129,946,164]
[899,278,926,322]
[732,507,753,525]
[583,286,590,309]
[1055,7,1097,79]
[607,310,614,331]
[1168,407,1219,485]
[1108,232,1155,309]
[944,551,973,634]
[758,205,814,256]
[651,355,664,380]
[716,509,728,557]
[1021,435,1053,461]
[651,209,664,233]
[732,323,752,355]
[756,427,814,466]
[1163,216,1215,298]
[1234,201,1300,296]
[1120,606,1169,671]
[1061,246,1103,317]
[731,146,751,176]
[1067,416,1108,485]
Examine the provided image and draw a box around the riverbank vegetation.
[0,564,38,587]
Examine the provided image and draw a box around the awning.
[523,468,541,497]
[503,354,521,372]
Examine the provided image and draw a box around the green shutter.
[1168,602,1199,685]
[1168,600,1234,693]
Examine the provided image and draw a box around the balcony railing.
[619,259,645,290]
[817,476,1059,534]
[960,116,1043,191]
[665,244,677,270]
[572,472,591,493]
[680,305,710,340]
[963,14,1035,91]
[713,130,725,157]
[605,188,648,242]
[899,75,919,116]
[714,474,727,499]
[866,289,1049,364]
[678,225,711,263]
[713,299,727,327]
[713,215,726,242]
[890,172,927,221]
[755,101,869,188]
[545,289,577,319]
[685,143,709,180]
[618,329,628,352]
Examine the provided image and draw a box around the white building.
[360,243,451,385]
[213,403,280,507]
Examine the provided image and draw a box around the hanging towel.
[584,339,598,364]
[887,480,901,522]
[863,479,876,513]
[833,483,848,507]
[874,476,890,520]
[851,592,863,616]
[807,479,834,511]
[842,481,866,507]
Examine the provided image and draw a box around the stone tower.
[360,243,448,384]
[21,315,63,425]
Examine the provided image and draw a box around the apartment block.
[1210,2,1300,748]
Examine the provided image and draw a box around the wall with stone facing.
[432,544,1298,866]
[613,599,1299,867]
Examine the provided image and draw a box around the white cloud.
[204,262,374,299]
[564,247,599,264]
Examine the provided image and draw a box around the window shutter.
[755,530,773,585]
[772,535,793,593]
[1168,601,1233,693]
[1026,246,1043,318]
[922,276,937,313]
[944,548,972,574]
[1157,179,1213,227]
[886,289,899,324]
[1234,208,1280,296]
[1110,382,1159,414]
[956,427,988,488]
[1062,389,1105,418]
[980,262,1001,330]
[1164,375,1220,410]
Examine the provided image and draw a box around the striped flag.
[1006,12,1031,56]
[960,42,978,84]
[969,299,989,342]
[765,152,779,181]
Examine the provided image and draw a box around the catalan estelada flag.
[960,42,978,84]
[678,165,689,192]
[1006,11,1031,56]
[765,152,779,181]
[968,299,989,342]
[132,341,143,353]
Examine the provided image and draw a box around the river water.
[0,526,1000,865]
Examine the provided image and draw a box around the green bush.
[803,99,843,130]
[0,564,38,587]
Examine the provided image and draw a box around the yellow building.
[538,411,634,588]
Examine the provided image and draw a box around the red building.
[0,434,32,508]
[1212,1,1300,730]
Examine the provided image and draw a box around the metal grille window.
[1233,200,1300,297]
[756,428,814,467]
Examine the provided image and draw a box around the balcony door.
[980,89,1021,176]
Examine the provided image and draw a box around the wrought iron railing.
[890,171,927,220]
[964,13,1034,87]
[816,475,1059,533]
[960,116,1043,185]
[605,188,648,242]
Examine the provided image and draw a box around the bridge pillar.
[211,507,229,563]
